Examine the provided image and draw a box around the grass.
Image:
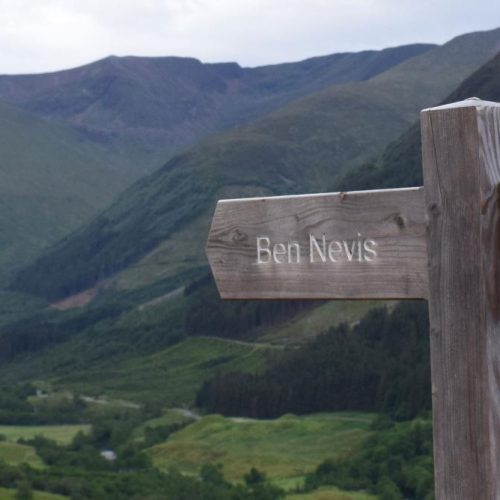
[115,211,212,290]
[0,424,90,445]
[56,337,271,406]
[132,409,197,442]
[264,300,397,345]
[0,487,67,499]
[0,441,44,468]
[286,486,375,500]
[149,412,375,482]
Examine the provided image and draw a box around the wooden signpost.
[206,98,500,500]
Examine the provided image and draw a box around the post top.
[422,97,500,113]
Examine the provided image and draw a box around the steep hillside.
[0,44,433,174]
[0,102,132,285]
[334,50,500,192]
[11,28,500,301]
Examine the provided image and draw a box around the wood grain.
[422,98,500,500]
[206,187,428,299]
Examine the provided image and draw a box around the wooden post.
[421,98,500,499]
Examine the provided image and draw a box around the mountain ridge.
[0,43,435,174]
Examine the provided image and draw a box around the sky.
[1,0,500,74]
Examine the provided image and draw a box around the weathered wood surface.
[206,187,428,299]
[422,98,500,500]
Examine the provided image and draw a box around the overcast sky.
[1,0,500,74]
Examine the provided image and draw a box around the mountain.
[0,44,435,288]
[10,28,500,301]
[0,44,434,174]
[0,101,134,285]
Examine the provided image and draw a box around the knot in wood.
[232,228,247,242]
[393,214,405,229]
[428,202,440,217]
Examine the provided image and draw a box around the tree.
[376,477,403,500]
[244,467,266,486]
[15,480,33,500]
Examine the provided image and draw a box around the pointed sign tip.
[422,97,500,113]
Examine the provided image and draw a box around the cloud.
[0,0,499,74]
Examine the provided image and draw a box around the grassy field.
[132,409,197,442]
[0,487,67,499]
[149,412,375,482]
[0,424,90,445]
[287,486,375,500]
[0,441,44,468]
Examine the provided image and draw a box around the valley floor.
[0,405,376,499]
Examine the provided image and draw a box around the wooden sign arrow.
[206,186,428,300]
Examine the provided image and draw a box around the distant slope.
[0,44,433,174]
[0,102,132,285]
[11,28,500,301]
[334,51,500,192]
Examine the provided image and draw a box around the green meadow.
[0,424,90,445]
[0,441,44,468]
[149,412,375,482]
[287,487,375,500]
[0,488,67,500]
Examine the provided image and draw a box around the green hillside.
[0,271,391,411]
[334,50,500,193]
[42,337,273,407]
[11,28,500,301]
[0,102,133,285]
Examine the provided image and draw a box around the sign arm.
[207,187,428,300]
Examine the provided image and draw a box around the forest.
[197,302,431,420]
